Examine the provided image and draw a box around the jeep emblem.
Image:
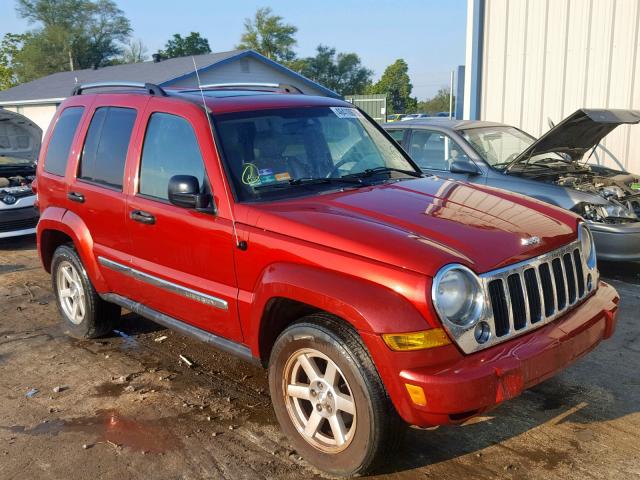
[521,236,541,246]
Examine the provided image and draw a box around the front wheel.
[269,314,403,476]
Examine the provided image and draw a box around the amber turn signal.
[382,328,451,351]
[405,383,427,406]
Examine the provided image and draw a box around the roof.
[173,89,348,115]
[0,49,339,105]
[387,118,508,131]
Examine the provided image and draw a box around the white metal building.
[0,49,338,135]
[464,0,640,172]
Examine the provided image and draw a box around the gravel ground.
[0,235,639,479]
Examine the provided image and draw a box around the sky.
[0,0,468,100]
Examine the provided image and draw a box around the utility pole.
[449,70,454,119]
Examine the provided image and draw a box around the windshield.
[214,106,418,201]
[461,127,537,169]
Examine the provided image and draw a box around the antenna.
[191,57,244,250]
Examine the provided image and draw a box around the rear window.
[78,107,137,189]
[43,107,84,176]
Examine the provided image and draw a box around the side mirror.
[168,175,210,210]
[450,159,481,176]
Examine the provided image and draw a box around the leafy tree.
[368,59,417,113]
[417,87,454,114]
[0,34,23,90]
[291,45,372,96]
[237,7,297,63]
[12,0,131,82]
[156,32,211,59]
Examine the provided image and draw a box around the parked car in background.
[386,113,407,122]
[36,84,618,477]
[0,109,41,239]
[401,113,430,121]
[384,109,640,262]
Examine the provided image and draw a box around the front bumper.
[589,221,640,262]
[363,281,619,427]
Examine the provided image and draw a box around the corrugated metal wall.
[479,0,640,172]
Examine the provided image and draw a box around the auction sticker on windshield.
[330,107,363,119]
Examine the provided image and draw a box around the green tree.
[368,59,417,113]
[12,0,131,82]
[291,45,372,96]
[157,32,211,59]
[0,34,23,90]
[237,7,297,63]
[417,87,454,114]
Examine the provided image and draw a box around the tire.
[269,313,404,477]
[51,245,120,338]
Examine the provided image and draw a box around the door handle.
[130,210,156,225]
[67,191,85,203]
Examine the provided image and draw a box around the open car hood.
[507,109,640,169]
[0,109,42,167]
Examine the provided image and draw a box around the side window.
[43,107,84,176]
[139,113,205,200]
[78,107,137,189]
[408,130,469,171]
[387,129,406,147]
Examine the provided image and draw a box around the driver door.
[124,100,242,342]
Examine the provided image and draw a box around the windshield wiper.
[342,166,423,179]
[253,177,367,191]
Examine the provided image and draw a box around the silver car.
[384,109,640,262]
[0,109,41,239]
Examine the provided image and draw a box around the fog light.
[474,321,491,344]
[382,329,451,351]
[405,383,427,406]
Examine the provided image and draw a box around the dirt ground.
[1,235,639,480]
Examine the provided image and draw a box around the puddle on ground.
[3,409,182,453]
[92,382,128,397]
[0,264,26,274]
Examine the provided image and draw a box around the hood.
[251,177,578,275]
[507,109,640,168]
[0,109,42,168]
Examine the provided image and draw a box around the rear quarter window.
[43,107,84,176]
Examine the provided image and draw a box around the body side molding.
[98,256,228,310]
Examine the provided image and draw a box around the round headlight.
[579,223,596,268]
[432,265,484,327]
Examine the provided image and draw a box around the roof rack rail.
[71,81,167,97]
[194,82,304,94]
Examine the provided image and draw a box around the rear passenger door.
[67,96,147,292]
[124,99,241,341]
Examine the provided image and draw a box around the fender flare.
[246,262,431,357]
[37,207,107,291]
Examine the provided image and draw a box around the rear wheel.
[51,245,120,338]
[269,314,403,476]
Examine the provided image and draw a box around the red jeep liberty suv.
[35,81,619,476]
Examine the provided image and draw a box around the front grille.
[0,207,39,232]
[484,242,593,340]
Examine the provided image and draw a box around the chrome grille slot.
[488,279,510,337]
[563,253,577,304]
[507,274,527,331]
[573,249,585,297]
[538,263,555,316]
[551,258,567,310]
[523,268,542,324]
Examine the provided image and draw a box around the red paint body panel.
[36,90,620,428]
